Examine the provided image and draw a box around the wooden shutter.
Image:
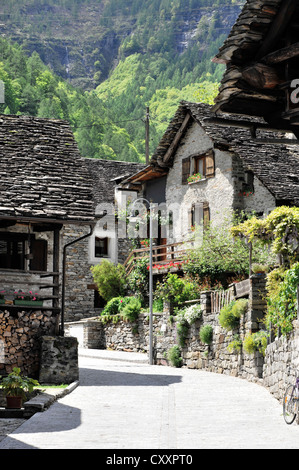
[203,202,210,228]
[182,157,190,184]
[30,239,47,271]
[205,150,215,178]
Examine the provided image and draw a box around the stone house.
[63,158,146,321]
[0,114,95,376]
[122,101,299,253]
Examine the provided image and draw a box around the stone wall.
[0,309,59,378]
[65,278,265,382]
[263,322,299,403]
[39,336,79,385]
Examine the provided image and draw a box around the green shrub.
[102,297,122,315]
[121,297,141,322]
[199,324,213,345]
[227,334,242,353]
[219,302,239,331]
[231,299,248,318]
[176,314,189,347]
[167,345,182,368]
[154,273,198,308]
[91,260,127,302]
[243,330,268,356]
[219,299,248,331]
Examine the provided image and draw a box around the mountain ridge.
[0,0,245,161]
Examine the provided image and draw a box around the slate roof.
[213,0,283,65]
[212,0,299,121]
[85,158,146,206]
[150,100,299,206]
[0,114,95,223]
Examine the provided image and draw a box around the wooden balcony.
[124,242,187,275]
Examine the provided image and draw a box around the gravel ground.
[0,419,26,442]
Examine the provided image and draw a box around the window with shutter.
[185,149,215,182]
[189,202,210,231]
[182,157,190,184]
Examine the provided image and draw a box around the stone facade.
[165,121,276,243]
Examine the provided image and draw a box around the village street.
[1,349,299,451]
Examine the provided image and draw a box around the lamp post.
[131,197,153,365]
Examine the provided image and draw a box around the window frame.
[0,232,47,271]
[182,149,215,185]
[94,236,109,259]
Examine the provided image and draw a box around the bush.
[266,263,299,335]
[167,345,182,368]
[231,299,248,318]
[219,302,239,331]
[102,296,131,316]
[219,299,248,331]
[154,273,198,308]
[91,260,127,302]
[227,334,242,353]
[121,297,141,322]
[199,324,213,345]
[243,331,268,356]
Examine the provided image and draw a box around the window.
[0,233,47,271]
[95,237,109,258]
[182,149,215,185]
[189,202,210,230]
[0,235,25,269]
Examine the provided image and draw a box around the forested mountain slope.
[0,0,245,161]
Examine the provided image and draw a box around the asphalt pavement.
[1,348,299,451]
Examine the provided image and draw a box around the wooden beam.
[255,0,298,61]
[242,63,283,89]
[262,41,299,65]
[163,113,192,164]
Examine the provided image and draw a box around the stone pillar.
[248,274,267,332]
[39,336,79,384]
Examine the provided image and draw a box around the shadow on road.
[78,367,182,387]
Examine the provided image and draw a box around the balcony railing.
[124,242,187,275]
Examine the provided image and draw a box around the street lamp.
[131,197,153,365]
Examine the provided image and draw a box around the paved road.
[1,349,299,450]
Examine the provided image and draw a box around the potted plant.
[187,173,202,184]
[251,263,269,275]
[0,367,40,409]
[14,291,43,306]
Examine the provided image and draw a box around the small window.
[95,237,109,258]
[0,236,25,269]
[182,149,215,185]
[189,202,210,230]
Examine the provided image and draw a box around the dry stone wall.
[65,279,265,382]
[0,309,58,378]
